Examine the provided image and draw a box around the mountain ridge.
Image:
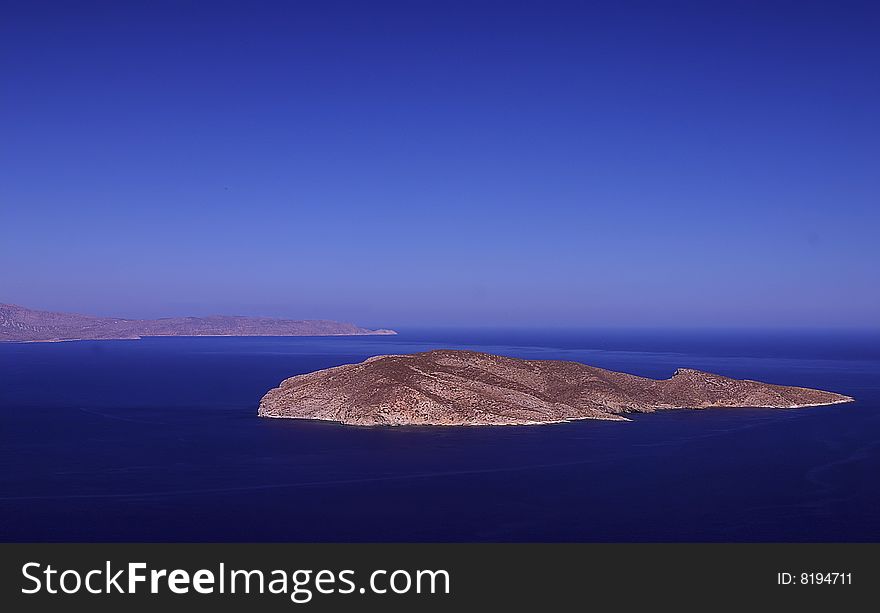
[0,303,395,341]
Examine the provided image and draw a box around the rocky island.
[0,303,395,342]
[259,349,853,426]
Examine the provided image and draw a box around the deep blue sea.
[1,329,878,542]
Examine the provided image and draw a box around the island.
[258,349,853,426]
[0,303,395,342]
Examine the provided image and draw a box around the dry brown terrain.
[0,303,395,341]
[259,349,853,426]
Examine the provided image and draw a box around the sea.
[1,328,878,542]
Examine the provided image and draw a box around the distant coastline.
[13,333,398,344]
[0,303,396,343]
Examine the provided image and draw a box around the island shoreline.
[258,350,854,427]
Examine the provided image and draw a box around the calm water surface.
[1,329,878,541]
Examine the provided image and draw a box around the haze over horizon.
[2,1,878,328]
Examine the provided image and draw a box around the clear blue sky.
[2,1,878,327]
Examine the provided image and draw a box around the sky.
[1,1,878,328]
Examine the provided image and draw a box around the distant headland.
[259,350,853,426]
[0,303,396,342]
